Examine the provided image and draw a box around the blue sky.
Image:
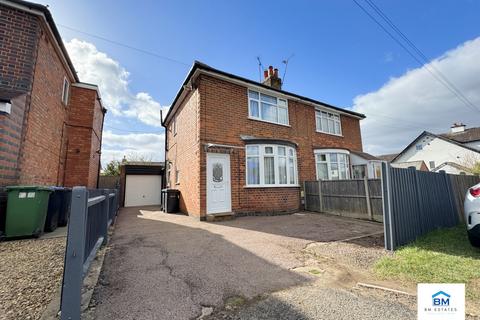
[42,0,480,164]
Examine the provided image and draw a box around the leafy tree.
[102,160,122,176]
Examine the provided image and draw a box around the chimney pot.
[268,65,274,76]
[263,70,269,79]
[274,68,279,78]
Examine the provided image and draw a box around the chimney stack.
[262,65,282,90]
[451,122,466,133]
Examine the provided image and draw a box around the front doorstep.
[206,212,235,222]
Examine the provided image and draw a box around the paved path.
[89,207,414,320]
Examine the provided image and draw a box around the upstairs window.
[315,150,350,180]
[246,144,297,187]
[248,90,288,125]
[315,110,341,135]
[62,77,70,105]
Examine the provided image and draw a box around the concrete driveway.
[88,208,413,320]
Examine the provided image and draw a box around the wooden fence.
[98,175,120,189]
[304,178,383,222]
[449,174,480,223]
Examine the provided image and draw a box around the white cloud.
[65,39,169,126]
[101,131,165,166]
[353,37,480,156]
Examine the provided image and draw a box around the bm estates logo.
[418,284,465,320]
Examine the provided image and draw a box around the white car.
[464,183,480,247]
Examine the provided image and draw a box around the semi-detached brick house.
[0,0,105,189]
[162,61,366,220]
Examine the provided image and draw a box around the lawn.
[374,224,480,299]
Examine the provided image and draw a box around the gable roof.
[162,61,366,125]
[1,0,79,82]
[392,131,480,162]
[440,127,480,143]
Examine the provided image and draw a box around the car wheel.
[468,233,480,248]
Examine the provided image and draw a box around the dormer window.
[248,90,288,126]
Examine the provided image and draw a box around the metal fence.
[382,163,463,250]
[304,178,383,222]
[60,187,119,320]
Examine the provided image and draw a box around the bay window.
[246,144,298,186]
[315,110,342,135]
[315,150,350,180]
[248,90,288,125]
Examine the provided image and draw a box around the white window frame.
[314,149,350,180]
[62,77,70,105]
[248,89,289,126]
[315,110,342,136]
[245,144,298,187]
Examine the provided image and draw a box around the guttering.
[1,0,79,82]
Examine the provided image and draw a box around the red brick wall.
[0,5,40,186]
[64,85,104,188]
[0,94,28,186]
[167,74,363,218]
[0,4,39,91]
[17,19,74,186]
[165,89,201,215]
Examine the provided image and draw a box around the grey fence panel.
[382,163,464,250]
[449,174,480,222]
[61,187,119,320]
[304,178,382,222]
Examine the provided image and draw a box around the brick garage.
[163,62,365,220]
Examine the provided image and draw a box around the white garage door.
[125,175,162,207]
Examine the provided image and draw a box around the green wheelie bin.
[4,186,53,238]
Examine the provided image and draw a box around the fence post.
[61,187,88,320]
[318,180,323,213]
[101,189,109,245]
[381,162,394,251]
[364,177,373,220]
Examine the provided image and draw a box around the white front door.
[207,153,231,214]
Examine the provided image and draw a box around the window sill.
[248,117,291,128]
[244,185,300,188]
[315,130,343,137]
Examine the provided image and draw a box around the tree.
[102,160,121,176]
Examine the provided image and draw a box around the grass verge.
[374,224,480,299]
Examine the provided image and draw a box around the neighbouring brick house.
[0,0,105,189]
[162,62,366,220]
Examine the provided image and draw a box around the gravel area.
[306,234,390,270]
[0,237,66,320]
[206,287,415,320]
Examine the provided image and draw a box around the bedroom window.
[248,90,288,125]
[246,144,297,187]
[315,150,350,180]
[315,110,341,135]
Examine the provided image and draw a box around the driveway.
[88,208,414,320]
